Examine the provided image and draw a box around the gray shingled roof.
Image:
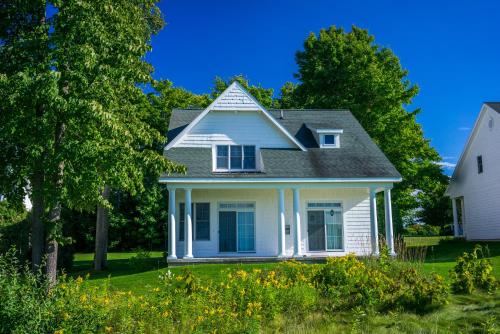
[486,102,500,113]
[162,109,401,179]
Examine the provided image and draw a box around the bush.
[450,245,497,294]
[313,254,448,313]
[404,224,441,236]
[0,201,29,260]
[0,250,451,333]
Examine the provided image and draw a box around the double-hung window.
[179,202,210,241]
[215,145,256,171]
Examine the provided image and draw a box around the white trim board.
[164,81,306,151]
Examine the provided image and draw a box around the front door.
[308,210,325,251]
[219,203,256,253]
[219,211,237,252]
[307,202,344,251]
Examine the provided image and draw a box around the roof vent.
[280,110,284,119]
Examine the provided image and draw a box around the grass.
[70,238,500,333]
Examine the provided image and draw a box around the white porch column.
[384,188,395,256]
[183,188,193,259]
[167,188,177,259]
[369,188,379,255]
[277,188,286,257]
[452,198,459,237]
[293,188,302,257]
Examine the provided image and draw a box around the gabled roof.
[447,102,499,188]
[163,108,401,180]
[165,81,306,151]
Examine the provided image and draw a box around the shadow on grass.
[70,257,168,281]
[424,238,500,263]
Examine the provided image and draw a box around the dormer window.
[215,145,256,171]
[317,129,343,148]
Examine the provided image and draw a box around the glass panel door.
[219,211,237,252]
[326,210,343,250]
[308,210,325,251]
[237,212,255,252]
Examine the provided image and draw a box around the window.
[307,202,343,251]
[179,202,210,241]
[477,155,483,174]
[317,129,343,148]
[216,146,229,169]
[285,225,291,235]
[215,145,256,171]
[195,203,210,240]
[323,134,335,145]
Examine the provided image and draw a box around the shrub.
[394,268,448,312]
[128,248,152,271]
[450,245,497,294]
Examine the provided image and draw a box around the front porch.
[163,181,396,263]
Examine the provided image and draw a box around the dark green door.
[219,211,237,252]
[308,210,325,251]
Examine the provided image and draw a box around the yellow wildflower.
[105,326,113,333]
[54,330,64,334]
[75,276,83,285]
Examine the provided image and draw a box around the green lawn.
[71,238,500,294]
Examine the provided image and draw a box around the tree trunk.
[46,122,65,288]
[31,164,45,271]
[94,185,110,271]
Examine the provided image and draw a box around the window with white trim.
[317,129,343,148]
[215,145,256,171]
[179,202,210,241]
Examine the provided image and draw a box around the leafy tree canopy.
[280,26,449,225]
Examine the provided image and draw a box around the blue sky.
[148,0,500,173]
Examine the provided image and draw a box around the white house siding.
[175,110,296,149]
[174,188,372,258]
[447,105,500,240]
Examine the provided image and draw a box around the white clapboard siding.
[176,110,296,148]
[211,84,260,110]
[175,188,373,258]
[448,104,500,240]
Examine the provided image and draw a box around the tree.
[0,0,179,283]
[280,26,450,228]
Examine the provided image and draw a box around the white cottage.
[446,102,500,240]
[159,82,401,262]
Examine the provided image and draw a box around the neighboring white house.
[159,82,401,262]
[446,102,500,240]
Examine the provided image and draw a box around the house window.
[215,145,256,171]
[323,134,335,145]
[317,129,343,148]
[179,202,210,241]
[477,155,483,174]
[285,225,291,235]
[307,202,343,251]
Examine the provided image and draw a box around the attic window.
[317,129,343,148]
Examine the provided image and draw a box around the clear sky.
[148,0,500,173]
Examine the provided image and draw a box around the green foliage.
[0,201,29,259]
[404,223,441,236]
[128,248,152,271]
[280,25,451,227]
[313,254,448,313]
[450,245,497,294]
